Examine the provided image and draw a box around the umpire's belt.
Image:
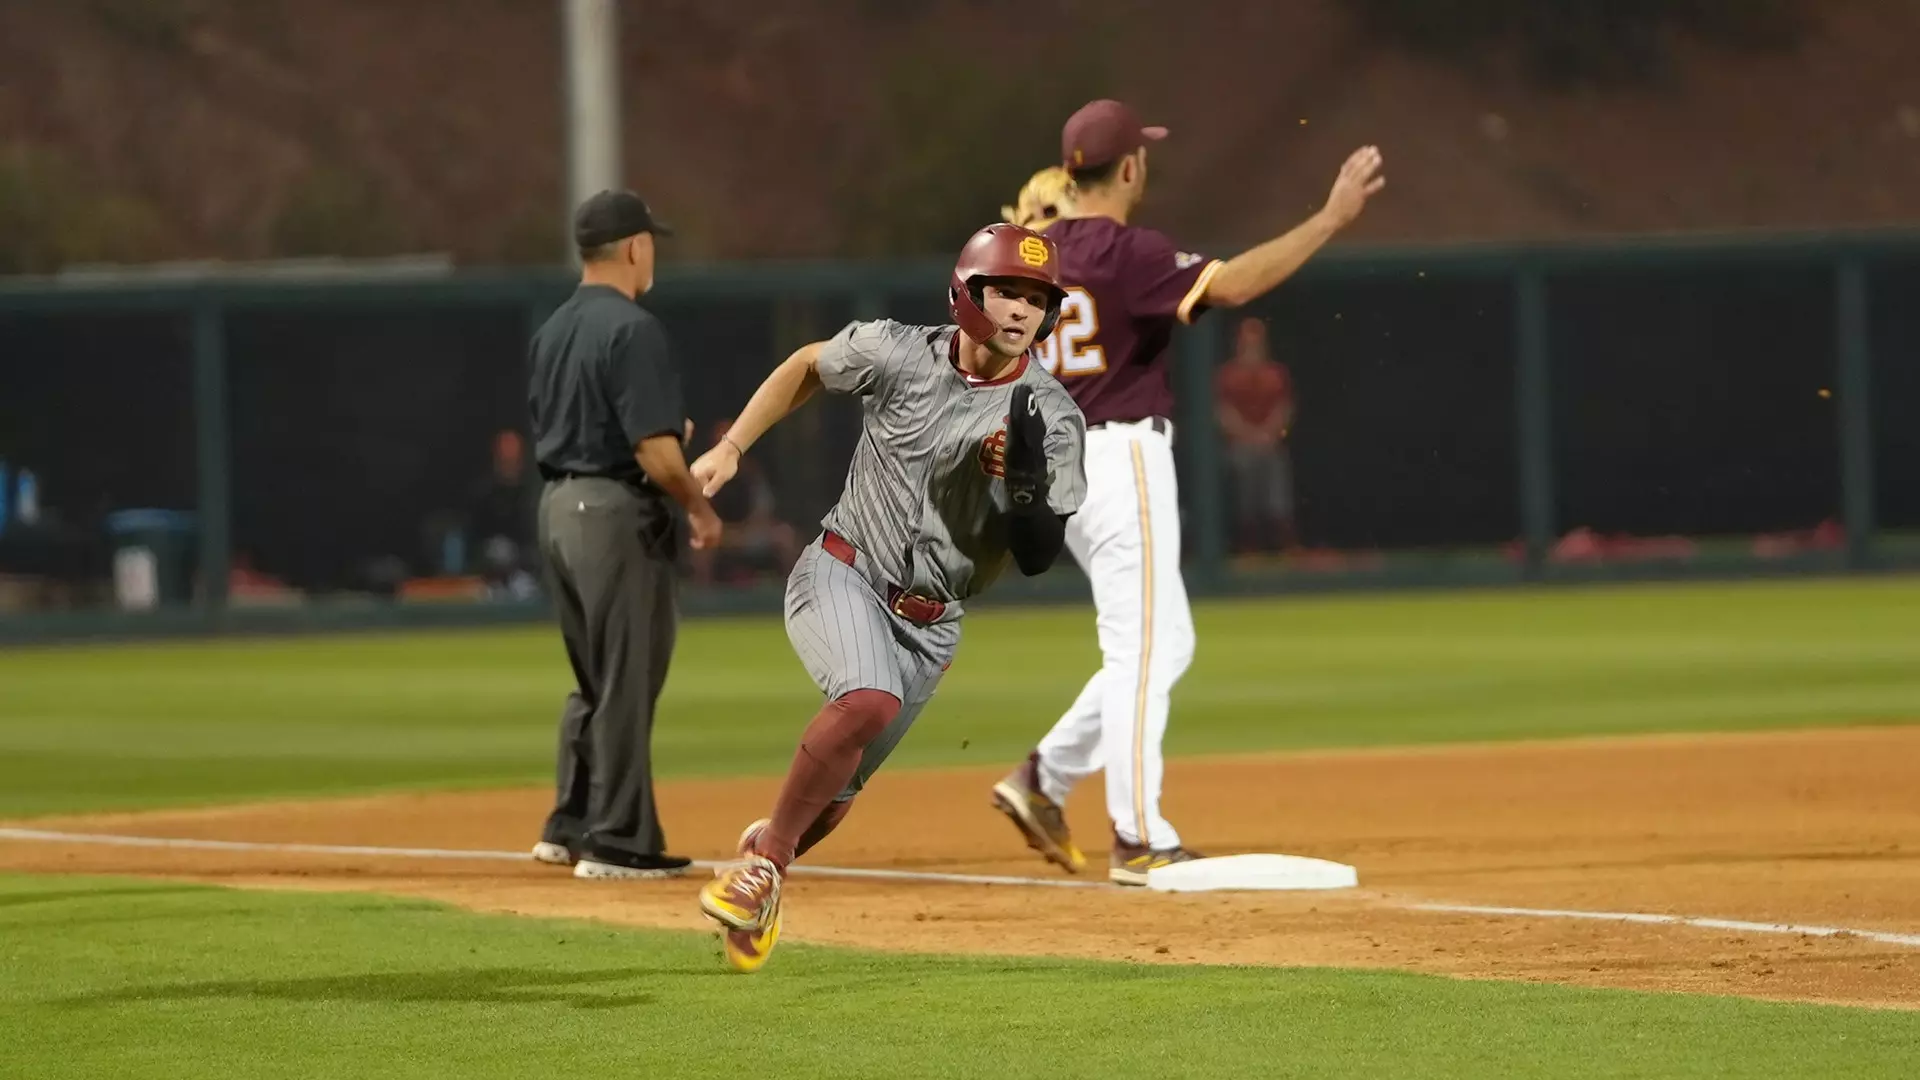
[541,468,660,496]
[822,530,948,625]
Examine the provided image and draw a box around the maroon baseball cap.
[1061,99,1167,170]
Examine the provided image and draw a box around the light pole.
[561,0,622,261]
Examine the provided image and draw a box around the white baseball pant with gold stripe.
[1032,418,1192,849]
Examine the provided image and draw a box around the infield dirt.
[5,726,1916,1009]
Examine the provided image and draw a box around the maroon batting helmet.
[948,223,1067,345]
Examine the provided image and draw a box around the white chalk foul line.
[6,827,1918,948]
[1412,903,1920,949]
[0,827,1108,890]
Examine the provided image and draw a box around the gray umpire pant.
[536,477,679,859]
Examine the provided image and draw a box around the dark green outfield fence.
[1,228,1917,642]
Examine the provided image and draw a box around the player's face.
[980,280,1054,357]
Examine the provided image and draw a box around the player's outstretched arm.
[1003,385,1068,576]
[636,434,722,550]
[1202,146,1385,310]
[1008,506,1067,576]
[690,342,824,498]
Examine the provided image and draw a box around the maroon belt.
[822,531,947,624]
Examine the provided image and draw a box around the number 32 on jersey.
[1033,287,1104,377]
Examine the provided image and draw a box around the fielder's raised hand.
[1322,146,1386,229]
[1003,384,1049,515]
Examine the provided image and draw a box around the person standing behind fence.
[1215,317,1299,553]
[525,189,722,880]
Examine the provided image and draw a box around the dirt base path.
[6,727,1918,1009]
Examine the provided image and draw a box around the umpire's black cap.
[573,189,675,248]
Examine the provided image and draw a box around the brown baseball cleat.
[1109,836,1204,887]
[990,753,1087,874]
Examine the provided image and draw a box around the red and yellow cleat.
[701,818,786,973]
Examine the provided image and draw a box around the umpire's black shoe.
[573,849,694,881]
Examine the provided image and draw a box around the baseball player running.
[687,223,1088,972]
[991,99,1385,885]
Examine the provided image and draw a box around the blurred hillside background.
[6,0,1920,273]
[3,0,1919,636]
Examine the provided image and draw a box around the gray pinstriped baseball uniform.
[785,318,1088,799]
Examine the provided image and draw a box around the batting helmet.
[949,223,1067,345]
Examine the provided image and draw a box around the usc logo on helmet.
[1017,236,1050,268]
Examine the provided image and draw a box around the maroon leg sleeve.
[750,689,899,868]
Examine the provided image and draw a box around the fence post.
[1178,314,1226,587]
[522,293,557,538]
[774,294,830,526]
[1834,259,1875,568]
[523,293,558,367]
[191,296,231,615]
[1514,266,1554,577]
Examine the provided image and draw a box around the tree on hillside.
[835,21,1115,256]
[0,146,171,274]
[1351,0,1811,89]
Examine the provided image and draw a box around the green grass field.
[2,577,1916,818]
[2,577,1917,1077]
[2,874,1915,1080]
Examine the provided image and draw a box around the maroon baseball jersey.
[1031,216,1223,426]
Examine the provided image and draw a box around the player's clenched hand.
[1322,145,1385,229]
[1003,385,1049,514]
[690,445,738,498]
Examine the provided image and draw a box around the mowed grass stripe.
[0,577,1915,816]
[0,874,1914,1080]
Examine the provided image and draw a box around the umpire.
[526,189,722,880]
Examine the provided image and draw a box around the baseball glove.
[1001,166,1075,232]
[1003,385,1049,513]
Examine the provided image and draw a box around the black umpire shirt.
[528,285,685,494]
